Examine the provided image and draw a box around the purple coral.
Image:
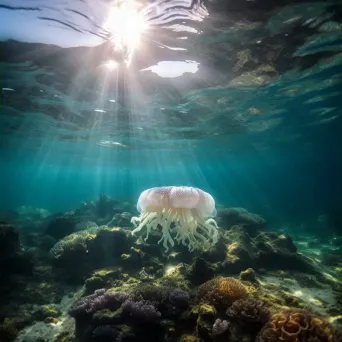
[69,289,105,317]
[88,291,129,312]
[69,289,129,317]
[122,299,161,322]
[169,289,190,308]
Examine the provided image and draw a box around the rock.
[0,221,19,259]
[107,212,133,228]
[44,216,77,240]
[240,268,257,282]
[187,257,215,285]
[221,226,318,274]
[217,208,266,234]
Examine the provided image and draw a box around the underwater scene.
[1,0,342,341]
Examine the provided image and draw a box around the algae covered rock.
[49,227,130,281]
[187,257,215,285]
[217,207,266,234]
[221,225,318,274]
[44,216,77,240]
[240,268,257,282]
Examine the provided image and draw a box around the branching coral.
[69,289,129,317]
[196,277,249,309]
[257,309,340,342]
[122,299,161,322]
[131,186,219,252]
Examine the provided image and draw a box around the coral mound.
[257,309,340,342]
[226,298,270,325]
[196,277,249,309]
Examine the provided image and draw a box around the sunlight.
[104,59,119,70]
[104,0,147,65]
[141,60,200,78]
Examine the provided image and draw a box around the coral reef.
[1,200,341,342]
[257,309,340,342]
[122,299,161,322]
[196,277,249,310]
[226,298,270,325]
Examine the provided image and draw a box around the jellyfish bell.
[131,186,219,252]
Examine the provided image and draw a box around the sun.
[104,0,148,65]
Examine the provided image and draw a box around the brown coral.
[196,277,249,310]
[226,298,270,325]
[257,309,340,342]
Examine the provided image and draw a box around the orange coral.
[196,277,249,309]
[257,309,340,342]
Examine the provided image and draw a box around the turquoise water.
[1,1,342,223]
[1,2,342,342]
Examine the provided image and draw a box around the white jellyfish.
[131,186,219,252]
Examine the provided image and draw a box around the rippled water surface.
[1,0,342,215]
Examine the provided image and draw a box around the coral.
[169,289,190,308]
[122,299,161,322]
[133,284,168,304]
[84,276,108,294]
[131,186,219,252]
[69,289,129,317]
[196,277,249,310]
[50,230,92,260]
[212,318,230,336]
[226,298,270,325]
[0,318,18,342]
[257,309,340,342]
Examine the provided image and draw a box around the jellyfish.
[131,186,219,252]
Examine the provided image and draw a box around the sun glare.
[105,0,147,65]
